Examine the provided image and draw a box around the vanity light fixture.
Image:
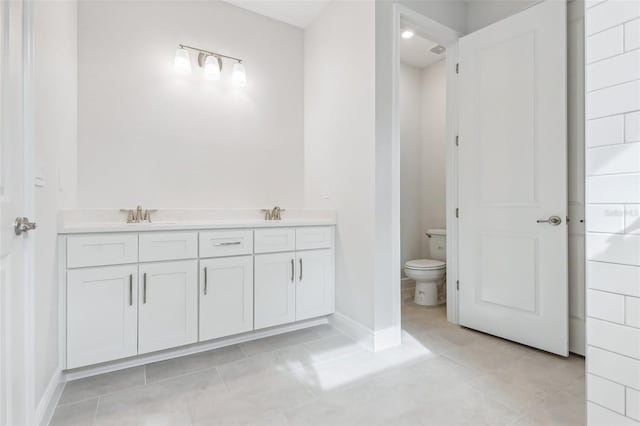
[401,30,414,39]
[174,46,192,75]
[175,44,246,86]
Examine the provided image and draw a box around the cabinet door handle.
[299,258,303,281]
[143,272,147,304]
[215,241,241,246]
[204,267,208,296]
[129,274,133,306]
[291,259,294,282]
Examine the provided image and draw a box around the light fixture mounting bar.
[178,44,243,63]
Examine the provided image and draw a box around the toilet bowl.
[404,259,446,306]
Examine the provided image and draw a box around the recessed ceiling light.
[401,30,414,39]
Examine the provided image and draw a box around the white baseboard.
[329,312,401,352]
[65,317,328,382]
[36,369,64,426]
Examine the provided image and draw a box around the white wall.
[400,60,447,268]
[32,0,77,417]
[420,60,447,257]
[304,1,376,331]
[585,1,640,424]
[400,63,423,267]
[77,1,304,209]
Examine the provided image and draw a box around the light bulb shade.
[231,62,247,87]
[174,48,191,75]
[204,55,221,80]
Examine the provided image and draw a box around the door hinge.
[455,63,459,74]
[456,280,459,291]
[455,135,459,146]
[455,208,459,218]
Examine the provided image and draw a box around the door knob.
[15,217,37,235]
[536,215,562,226]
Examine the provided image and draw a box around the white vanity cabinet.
[199,256,254,340]
[254,252,297,329]
[138,260,198,354]
[66,265,138,369]
[254,227,335,329]
[63,224,334,370]
[295,249,334,321]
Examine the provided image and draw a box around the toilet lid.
[405,259,446,270]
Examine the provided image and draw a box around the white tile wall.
[587,49,640,91]
[587,205,625,233]
[629,388,640,422]
[587,318,640,359]
[588,174,640,203]
[587,289,625,323]
[587,3,640,424]
[586,25,623,63]
[626,18,640,51]
[589,402,640,426]
[588,373,626,414]
[586,143,640,175]
[628,112,640,142]
[586,115,624,147]
[627,296,640,328]
[587,261,640,297]
[586,79,640,119]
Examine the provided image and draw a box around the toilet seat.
[404,259,446,270]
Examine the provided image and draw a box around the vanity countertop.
[57,209,336,234]
[59,218,336,234]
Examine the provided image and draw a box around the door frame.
[392,4,461,324]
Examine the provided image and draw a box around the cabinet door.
[67,265,138,369]
[138,260,198,354]
[200,256,253,341]
[296,249,334,321]
[254,252,296,329]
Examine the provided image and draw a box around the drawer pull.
[204,267,208,296]
[215,241,242,246]
[129,274,133,306]
[143,272,147,304]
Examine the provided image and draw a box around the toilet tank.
[428,229,446,261]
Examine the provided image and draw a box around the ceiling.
[223,0,330,28]
[400,33,446,69]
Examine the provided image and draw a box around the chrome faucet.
[260,206,286,221]
[120,205,157,223]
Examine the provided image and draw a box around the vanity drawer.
[254,228,295,254]
[199,230,253,258]
[139,231,198,262]
[67,233,138,268]
[296,227,333,250]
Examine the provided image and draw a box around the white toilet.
[404,229,446,306]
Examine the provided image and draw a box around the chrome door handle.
[291,259,294,282]
[299,258,302,281]
[14,217,36,235]
[537,215,562,226]
[129,274,133,306]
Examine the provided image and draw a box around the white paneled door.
[458,0,569,355]
[0,2,33,424]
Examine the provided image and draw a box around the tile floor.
[51,300,585,426]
